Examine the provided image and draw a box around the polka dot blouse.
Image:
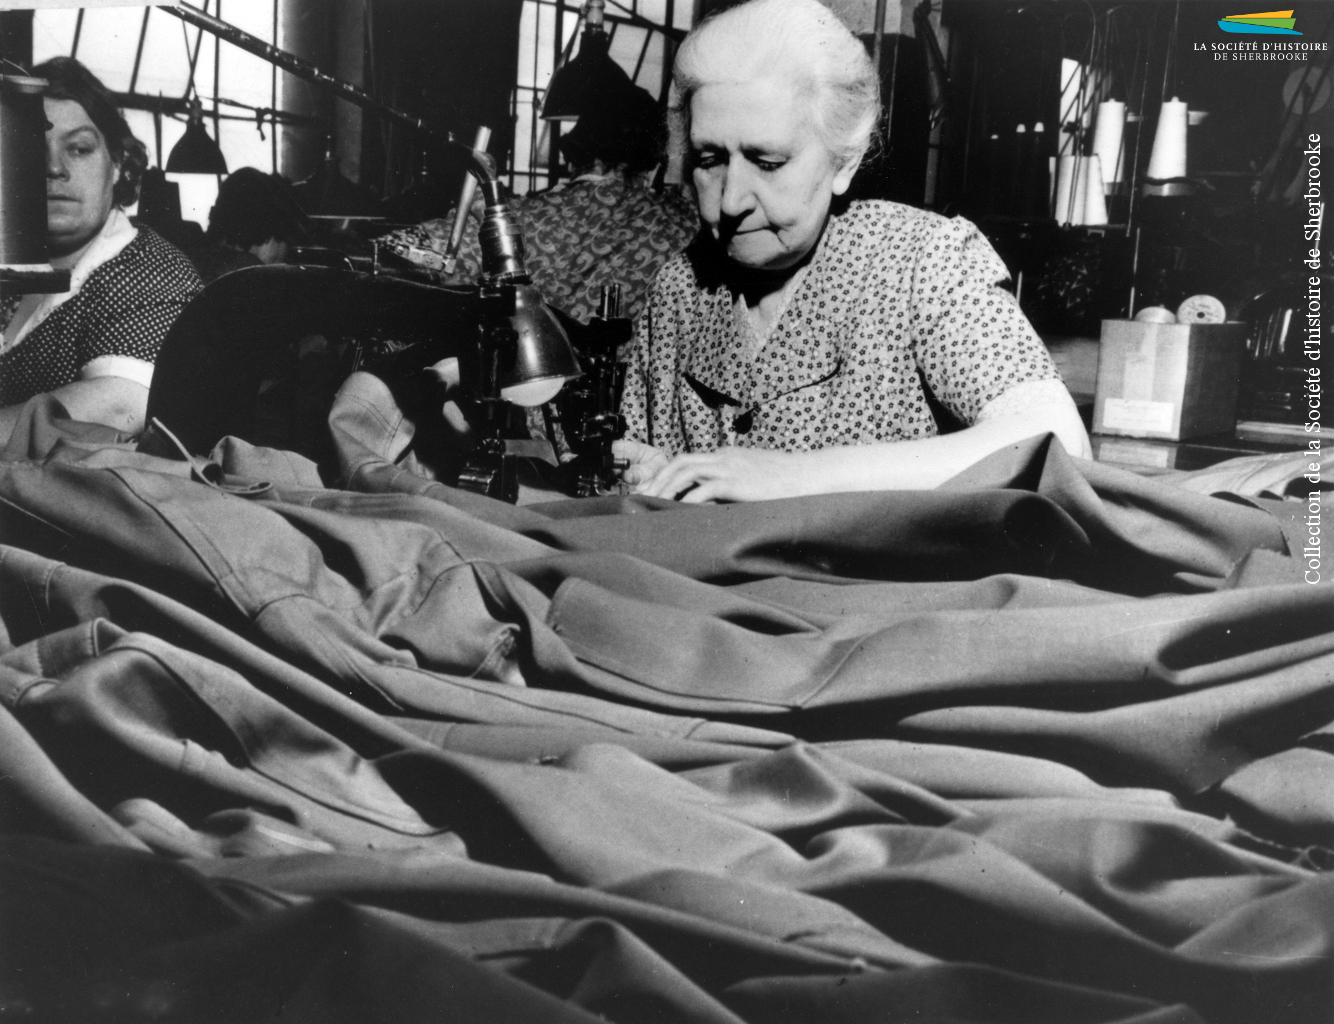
[620,200,1060,456]
[0,226,201,407]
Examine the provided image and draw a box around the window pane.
[133,9,194,98]
[121,108,173,170]
[607,24,646,76]
[634,32,664,95]
[637,0,668,24]
[168,173,220,227]
[216,0,276,111]
[513,89,534,177]
[535,1,556,91]
[219,118,274,177]
[62,7,148,91]
[31,9,79,64]
[34,3,279,184]
[560,7,579,58]
[517,2,538,89]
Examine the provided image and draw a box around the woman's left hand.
[633,446,811,503]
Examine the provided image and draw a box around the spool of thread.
[1134,306,1177,323]
[1176,294,1226,325]
[1082,155,1108,226]
[1053,155,1078,225]
[1092,100,1125,192]
[1146,97,1188,180]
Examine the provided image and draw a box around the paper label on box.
[1102,398,1175,433]
[1122,339,1158,400]
[1096,440,1171,469]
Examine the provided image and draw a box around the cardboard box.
[1092,319,1247,441]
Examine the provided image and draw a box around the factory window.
[510,0,691,195]
[29,1,690,215]
[31,1,281,225]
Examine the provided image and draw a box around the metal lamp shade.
[167,118,228,175]
[499,283,582,405]
[540,28,631,121]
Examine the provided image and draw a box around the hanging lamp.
[540,0,632,121]
[167,95,227,174]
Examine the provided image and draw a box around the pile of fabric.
[1,395,1331,1024]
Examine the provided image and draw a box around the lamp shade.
[167,110,227,174]
[499,283,583,406]
[541,24,633,121]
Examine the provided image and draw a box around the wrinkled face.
[45,97,119,257]
[689,76,857,272]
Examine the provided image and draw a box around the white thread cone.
[1092,100,1125,191]
[1083,156,1108,225]
[1146,98,1188,180]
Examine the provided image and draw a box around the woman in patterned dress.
[0,58,201,444]
[615,0,1090,502]
[379,79,698,326]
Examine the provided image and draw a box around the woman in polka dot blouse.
[615,0,1090,503]
[0,58,201,445]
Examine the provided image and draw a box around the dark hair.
[33,56,148,207]
[206,167,309,249]
[558,82,666,177]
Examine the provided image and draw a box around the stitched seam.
[113,635,435,834]
[547,578,794,712]
[106,468,257,616]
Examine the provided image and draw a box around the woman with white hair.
[615,0,1089,502]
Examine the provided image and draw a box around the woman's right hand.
[612,438,670,488]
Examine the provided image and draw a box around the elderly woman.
[615,0,1089,502]
[0,57,201,445]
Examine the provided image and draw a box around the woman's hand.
[612,439,672,488]
[624,445,811,503]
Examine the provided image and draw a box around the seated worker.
[380,78,698,324]
[615,0,1090,502]
[0,57,201,445]
[193,167,309,283]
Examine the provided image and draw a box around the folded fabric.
[1,399,1331,1024]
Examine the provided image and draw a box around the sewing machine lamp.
[476,195,582,407]
[498,282,582,406]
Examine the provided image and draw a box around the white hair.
[671,0,881,166]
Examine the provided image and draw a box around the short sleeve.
[76,230,201,382]
[909,215,1058,425]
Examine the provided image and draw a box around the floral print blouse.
[621,200,1059,455]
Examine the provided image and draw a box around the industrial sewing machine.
[144,251,635,502]
[132,6,632,502]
